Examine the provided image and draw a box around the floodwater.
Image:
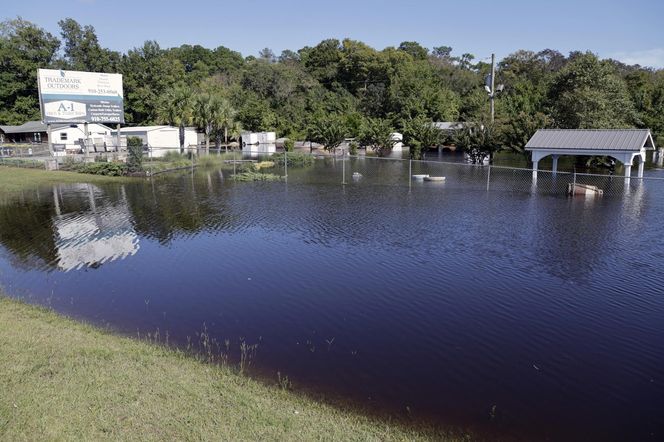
[1,157,663,441]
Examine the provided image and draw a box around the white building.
[52,123,115,153]
[0,121,117,154]
[112,126,199,158]
[241,131,277,156]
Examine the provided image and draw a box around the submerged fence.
[2,144,663,198]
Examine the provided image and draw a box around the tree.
[308,113,346,153]
[548,52,636,128]
[215,98,237,151]
[0,18,60,124]
[157,85,194,153]
[502,111,551,158]
[302,38,342,84]
[398,41,428,60]
[58,18,118,72]
[193,92,215,153]
[454,121,503,164]
[402,116,444,159]
[278,50,300,64]
[432,46,454,61]
[358,117,396,157]
[120,41,185,124]
[258,48,276,63]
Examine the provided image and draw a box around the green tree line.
[1,17,663,159]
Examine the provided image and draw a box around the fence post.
[486,164,491,191]
[409,158,412,190]
[284,150,288,180]
[342,149,346,185]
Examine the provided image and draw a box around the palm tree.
[215,100,237,152]
[157,85,194,154]
[193,92,215,154]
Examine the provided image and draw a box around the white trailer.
[112,126,199,158]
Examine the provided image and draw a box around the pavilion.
[525,129,657,178]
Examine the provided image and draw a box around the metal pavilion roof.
[525,129,656,151]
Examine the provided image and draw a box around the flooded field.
[1,158,663,441]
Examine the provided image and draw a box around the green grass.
[0,166,130,195]
[232,171,283,181]
[0,296,462,441]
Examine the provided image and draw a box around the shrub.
[127,136,143,147]
[162,151,187,162]
[271,152,314,167]
[125,136,145,172]
[283,138,294,152]
[75,162,127,176]
[348,141,359,156]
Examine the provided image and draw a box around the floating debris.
[567,183,603,196]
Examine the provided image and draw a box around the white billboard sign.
[38,69,125,124]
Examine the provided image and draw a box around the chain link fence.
[2,144,663,198]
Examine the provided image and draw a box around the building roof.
[0,121,62,133]
[118,126,173,132]
[116,126,197,132]
[0,121,112,134]
[525,129,655,151]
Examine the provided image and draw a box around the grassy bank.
[0,297,459,441]
[0,166,130,195]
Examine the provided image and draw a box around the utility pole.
[490,53,496,123]
[485,53,503,123]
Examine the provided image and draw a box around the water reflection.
[52,185,138,271]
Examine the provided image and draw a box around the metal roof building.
[525,129,657,178]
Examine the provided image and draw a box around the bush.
[161,151,187,162]
[283,138,294,152]
[59,156,78,171]
[271,152,314,167]
[348,141,359,156]
[127,144,144,173]
[74,162,127,176]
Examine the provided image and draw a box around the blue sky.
[5,0,664,68]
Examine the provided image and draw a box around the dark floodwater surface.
[1,158,664,441]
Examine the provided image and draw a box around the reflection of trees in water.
[0,192,59,269]
[0,184,140,272]
[125,170,237,244]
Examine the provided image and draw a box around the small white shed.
[112,126,199,158]
[241,131,277,156]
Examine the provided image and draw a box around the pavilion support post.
[638,159,645,178]
[624,164,632,187]
[551,155,559,173]
[532,159,539,182]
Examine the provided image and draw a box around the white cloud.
[608,48,664,69]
